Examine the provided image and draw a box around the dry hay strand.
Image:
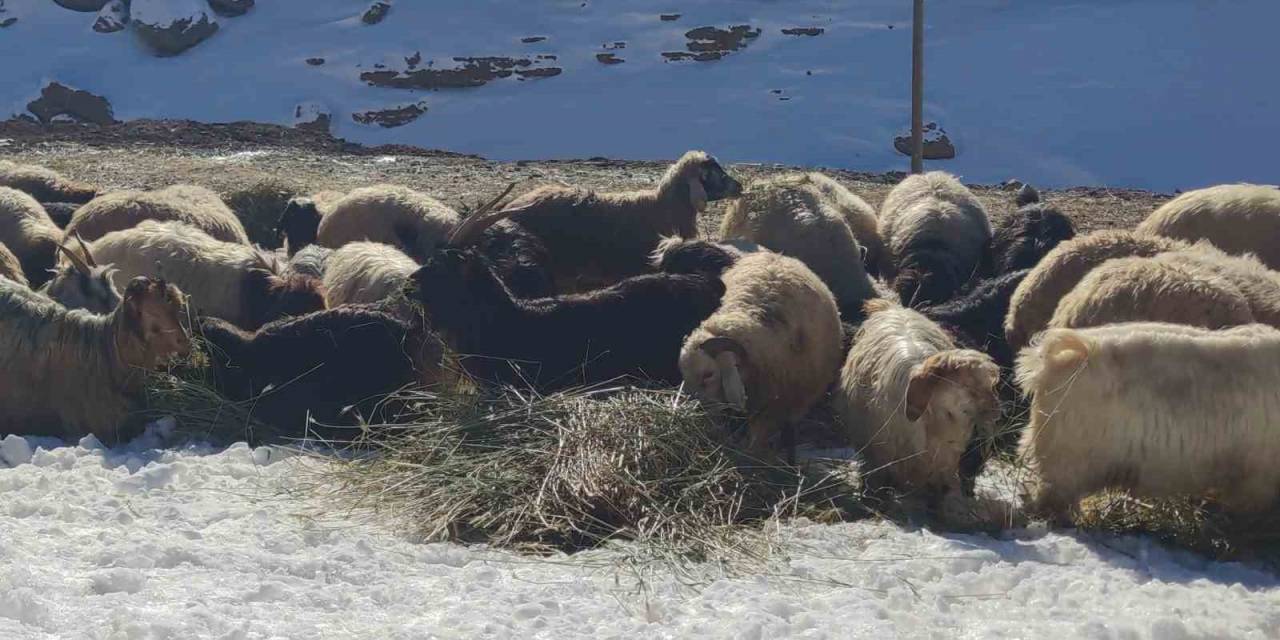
[298,384,864,567]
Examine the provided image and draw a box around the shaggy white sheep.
[66,184,250,244]
[321,241,419,312]
[316,184,460,262]
[1135,183,1280,269]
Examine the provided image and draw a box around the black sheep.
[474,219,557,298]
[197,305,444,439]
[984,185,1076,276]
[275,197,323,257]
[651,238,743,277]
[39,201,79,228]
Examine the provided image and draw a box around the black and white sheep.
[678,250,843,454]
[497,150,743,291]
[0,276,190,442]
[1135,183,1280,270]
[0,186,63,288]
[275,190,344,257]
[73,220,325,330]
[720,174,879,321]
[984,185,1076,276]
[197,305,446,438]
[1017,322,1280,521]
[405,198,726,390]
[0,160,99,204]
[878,171,992,307]
[66,184,250,244]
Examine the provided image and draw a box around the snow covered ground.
[2,427,1278,639]
[3,1,1279,192]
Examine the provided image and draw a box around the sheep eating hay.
[835,299,1000,499]
[1135,183,1280,270]
[679,250,842,454]
[0,160,99,204]
[720,173,879,321]
[1017,322,1280,521]
[66,184,250,244]
[499,150,743,291]
[878,171,992,307]
[0,276,189,442]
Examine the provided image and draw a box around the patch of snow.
[0,432,1276,637]
[210,150,273,162]
[2,1,1277,190]
[374,155,397,164]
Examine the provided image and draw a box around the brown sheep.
[66,185,250,244]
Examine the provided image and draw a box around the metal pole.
[910,0,925,174]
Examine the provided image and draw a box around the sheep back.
[0,187,62,287]
[721,174,878,321]
[878,172,992,306]
[1049,255,1255,332]
[1135,184,1280,269]
[67,185,249,244]
[1017,322,1280,518]
[322,241,419,309]
[804,172,885,275]
[316,185,460,261]
[0,160,99,204]
[1159,242,1280,327]
[1004,231,1187,353]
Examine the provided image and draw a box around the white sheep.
[720,174,879,320]
[834,298,1001,498]
[1003,230,1189,353]
[1016,322,1280,521]
[1158,242,1280,326]
[678,250,842,454]
[0,160,99,203]
[0,187,63,287]
[500,150,743,291]
[322,241,419,311]
[1135,183,1280,269]
[877,171,992,306]
[0,276,190,442]
[0,242,27,287]
[1047,255,1255,332]
[66,184,250,244]
[72,221,325,329]
[804,172,885,275]
[316,184,460,262]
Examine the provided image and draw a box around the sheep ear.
[905,363,938,422]
[687,174,708,211]
[715,352,748,411]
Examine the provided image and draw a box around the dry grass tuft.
[296,384,864,569]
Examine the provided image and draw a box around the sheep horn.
[56,242,92,276]
[446,182,522,248]
[698,335,748,362]
[72,232,97,268]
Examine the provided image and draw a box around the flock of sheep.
[2,153,1279,525]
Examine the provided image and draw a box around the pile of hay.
[300,385,863,561]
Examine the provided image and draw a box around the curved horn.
[446,182,522,248]
[72,232,97,268]
[57,242,92,276]
[698,335,748,362]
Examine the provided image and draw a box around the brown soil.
[0,119,1169,237]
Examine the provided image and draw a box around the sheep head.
[991,203,1076,275]
[894,247,966,308]
[116,276,191,369]
[41,234,121,314]
[904,349,1000,493]
[660,151,743,234]
[276,197,322,256]
[681,335,750,412]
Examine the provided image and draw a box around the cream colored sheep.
[679,250,841,454]
[878,171,992,306]
[0,160,99,203]
[1017,322,1280,521]
[501,150,743,291]
[1135,183,1280,269]
[804,172,885,275]
[316,184,459,262]
[1158,241,1280,327]
[77,221,324,329]
[834,298,1000,498]
[0,276,189,442]
[0,242,27,287]
[720,174,878,320]
[0,187,63,287]
[66,185,250,244]
[1047,255,1255,332]
[1003,231,1188,353]
[322,241,419,311]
